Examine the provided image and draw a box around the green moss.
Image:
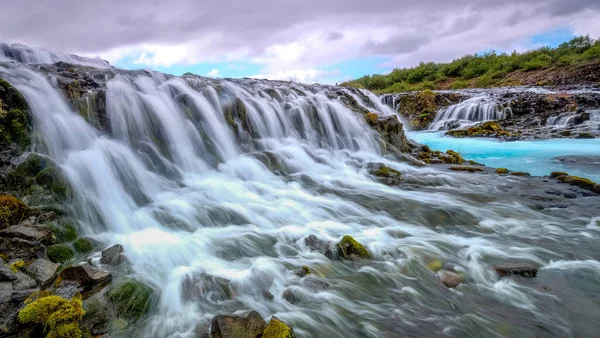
[426,260,442,272]
[19,294,85,338]
[559,130,572,137]
[51,223,78,243]
[365,112,379,126]
[576,132,594,139]
[301,266,311,275]
[372,165,402,178]
[337,235,371,260]
[0,195,28,228]
[0,78,30,149]
[263,318,295,338]
[510,172,530,176]
[223,104,235,128]
[447,121,517,139]
[446,150,464,164]
[495,168,509,174]
[106,279,153,321]
[449,166,484,173]
[10,259,25,273]
[73,238,94,254]
[65,80,81,100]
[550,171,568,178]
[47,244,75,263]
[557,175,598,191]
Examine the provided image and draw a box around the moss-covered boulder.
[399,90,438,130]
[449,166,484,173]
[556,175,600,193]
[495,168,509,174]
[73,238,94,254]
[263,317,296,338]
[47,244,75,263]
[337,235,371,260]
[369,164,403,185]
[210,311,267,338]
[106,279,153,321]
[0,195,28,228]
[50,222,78,243]
[364,112,379,126]
[18,293,85,338]
[550,171,568,178]
[510,172,530,177]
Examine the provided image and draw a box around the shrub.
[0,195,28,228]
[450,80,470,90]
[19,294,85,338]
[522,54,553,71]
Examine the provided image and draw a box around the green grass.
[341,35,600,93]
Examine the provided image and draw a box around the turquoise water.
[408,132,600,182]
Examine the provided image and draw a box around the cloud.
[1,0,599,82]
[207,69,220,77]
[251,69,342,84]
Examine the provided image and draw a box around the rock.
[106,279,153,321]
[13,271,38,290]
[440,271,464,288]
[58,265,112,289]
[368,163,404,185]
[37,211,57,223]
[263,316,296,338]
[81,298,110,336]
[293,266,311,278]
[0,264,17,281]
[54,281,80,299]
[282,288,300,304]
[449,166,484,173]
[301,276,330,291]
[304,234,335,259]
[337,235,371,260]
[100,244,125,265]
[181,273,233,302]
[210,311,267,338]
[0,237,46,261]
[25,259,59,287]
[494,264,538,278]
[495,168,509,174]
[0,224,54,244]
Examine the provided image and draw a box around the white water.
[428,96,511,131]
[2,53,600,337]
[1,42,111,68]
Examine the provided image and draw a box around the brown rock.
[210,311,267,338]
[58,265,112,289]
[440,271,464,288]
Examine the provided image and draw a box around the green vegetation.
[19,294,85,338]
[449,166,484,173]
[10,259,25,273]
[51,223,78,243]
[341,36,600,93]
[495,168,509,175]
[106,279,153,321]
[73,238,94,254]
[0,195,28,228]
[337,235,371,260]
[263,318,295,338]
[47,244,75,263]
[446,121,518,138]
[0,78,30,149]
[426,260,442,272]
[365,112,379,126]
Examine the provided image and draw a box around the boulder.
[368,164,404,185]
[58,265,112,289]
[494,264,538,278]
[337,236,371,260]
[181,273,233,302]
[263,316,296,338]
[25,259,59,287]
[282,288,300,304]
[0,237,46,261]
[106,279,153,321]
[100,244,126,265]
[0,264,17,281]
[12,271,38,290]
[81,298,110,336]
[304,235,335,259]
[0,224,54,244]
[440,271,464,288]
[210,311,267,338]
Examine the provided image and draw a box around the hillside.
[341,36,600,93]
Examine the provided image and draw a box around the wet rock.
[495,168,509,174]
[181,273,233,302]
[25,258,59,287]
[0,237,46,261]
[0,224,54,244]
[301,276,330,291]
[231,269,274,301]
[81,297,110,336]
[100,243,126,265]
[106,279,153,321]
[54,281,80,299]
[555,175,600,194]
[494,264,538,278]
[37,211,57,223]
[337,235,371,260]
[210,311,267,338]
[58,265,112,289]
[440,271,464,288]
[293,266,311,278]
[0,264,17,281]
[368,163,404,185]
[449,166,484,173]
[282,288,300,304]
[263,316,296,338]
[304,234,335,259]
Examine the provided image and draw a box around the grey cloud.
[363,33,431,55]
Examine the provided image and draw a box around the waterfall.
[428,95,511,130]
[1,42,111,68]
[547,112,577,127]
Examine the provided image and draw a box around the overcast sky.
[1,0,599,83]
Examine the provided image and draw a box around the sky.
[1,0,599,84]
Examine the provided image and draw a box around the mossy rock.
[263,317,296,338]
[5,154,48,190]
[50,222,79,243]
[495,168,509,174]
[106,279,153,321]
[449,166,484,173]
[365,112,379,126]
[550,171,568,178]
[18,293,85,338]
[337,235,371,260]
[510,172,530,177]
[426,260,442,272]
[447,121,517,139]
[557,175,600,193]
[0,195,28,228]
[73,238,94,254]
[65,80,82,100]
[445,150,464,164]
[0,77,30,150]
[576,132,594,139]
[47,244,75,263]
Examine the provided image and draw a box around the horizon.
[1,1,599,84]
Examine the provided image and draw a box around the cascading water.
[428,95,511,131]
[2,47,600,338]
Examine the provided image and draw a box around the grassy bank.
[341,36,600,93]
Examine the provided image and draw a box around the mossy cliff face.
[446,121,519,139]
[396,90,462,130]
[0,78,31,162]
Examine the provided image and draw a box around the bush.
[0,195,28,228]
[450,80,470,90]
[19,294,85,338]
[522,54,552,71]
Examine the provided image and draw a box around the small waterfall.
[428,95,511,130]
[1,42,111,68]
[547,112,577,127]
